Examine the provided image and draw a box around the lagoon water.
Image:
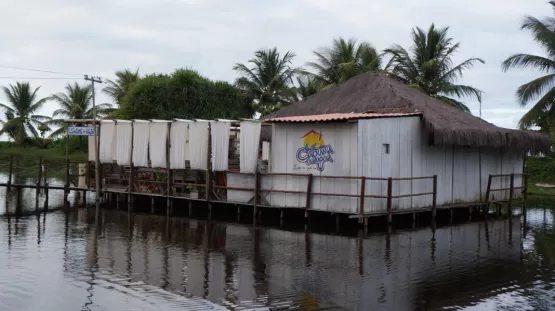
[0,180,554,310]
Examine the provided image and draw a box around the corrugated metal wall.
[227,117,524,214]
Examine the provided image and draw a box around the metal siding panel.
[398,117,413,210]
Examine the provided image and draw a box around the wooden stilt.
[412,212,416,228]
[7,155,13,193]
[450,208,453,223]
[237,205,241,221]
[387,177,393,224]
[35,157,42,212]
[335,214,340,232]
[280,209,284,221]
[188,200,192,217]
[508,173,514,215]
[151,197,155,214]
[64,159,70,206]
[432,175,437,222]
[44,183,49,211]
[83,190,87,206]
[16,186,21,214]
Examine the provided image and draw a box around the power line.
[0,65,84,77]
[0,77,81,80]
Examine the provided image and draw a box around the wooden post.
[359,177,366,225]
[151,197,155,214]
[128,122,134,213]
[387,177,393,224]
[35,157,43,212]
[253,171,260,220]
[188,200,192,217]
[206,122,212,215]
[44,183,49,211]
[305,174,313,217]
[508,173,515,213]
[64,159,70,206]
[166,122,171,217]
[432,175,437,221]
[484,174,492,216]
[16,186,21,214]
[7,155,13,193]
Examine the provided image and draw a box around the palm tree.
[294,76,321,100]
[102,69,140,105]
[502,2,555,133]
[48,83,113,138]
[0,82,50,146]
[307,37,382,89]
[233,47,302,116]
[384,24,484,112]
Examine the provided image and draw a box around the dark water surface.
[1,196,555,310]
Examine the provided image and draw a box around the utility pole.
[84,75,102,224]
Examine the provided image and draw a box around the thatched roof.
[264,73,551,153]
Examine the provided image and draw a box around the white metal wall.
[357,117,525,212]
[227,118,525,214]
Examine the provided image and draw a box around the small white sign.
[68,126,95,136]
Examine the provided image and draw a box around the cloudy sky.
[0,0,550,129]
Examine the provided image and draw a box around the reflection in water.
[0,201,554,310]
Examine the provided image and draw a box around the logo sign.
[296,130,334,171]
[67,126,95,136]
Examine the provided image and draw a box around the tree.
[307,37,382,89]
[233,47,301,116]
[48,83,113,138]
[116,69,255,120]
[384,24,484,112]
[102,68,140,105]
[0,82,50,146]
[294,76,320,101]
[502,1,555,133]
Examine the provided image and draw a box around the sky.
[0,0,551,130]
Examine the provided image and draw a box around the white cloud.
[0,0,551,131]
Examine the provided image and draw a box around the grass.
[0,146,87,161]
[528,180,555,196]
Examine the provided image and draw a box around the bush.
[525,156,555,182]
[115,69,255,120]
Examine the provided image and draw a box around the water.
[1,193,555,310]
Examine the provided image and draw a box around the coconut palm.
[233,47,302,116]
[294,76,321,100]
[384,24,484,112]
[502,2,555,133]
[48,83,113,138]
[103,68,140,105]
[307,37,382,89]
[0,82,50,146]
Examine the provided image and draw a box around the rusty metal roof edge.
[264,112,422,123]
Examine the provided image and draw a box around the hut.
[226,73,551,215]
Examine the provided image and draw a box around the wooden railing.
[484,173,527,211]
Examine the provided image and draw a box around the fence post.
[432,175,437,221]
[253,170,260,220]
[484,174,492,215]
[359,177,366,225]
[7,155,13,193]
[305,174,313,213]
[64,159,70,206]
[387,177,393,224]
[508,173,515,213]
[35,157,43,212]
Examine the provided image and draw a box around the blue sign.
[68,126,95,136]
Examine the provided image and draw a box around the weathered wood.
[508,173,515,212]
[523,173,528,211]
[432,175,437,221]
[35,157,43,212]
[386,177,393,223]
[253,170,260,219]
[7,155,13,192]
[305,174,313,210]
[151,196,155,214]
[44,183,49,211]
[128,164,134,213]
[64,159,70,205]
[359,177,366,223]
[484,174,492,215]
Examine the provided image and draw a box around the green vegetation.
[385,24,484,112]
[502,2,555,133]
[525,156,555,196]
[115,69,255,120]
